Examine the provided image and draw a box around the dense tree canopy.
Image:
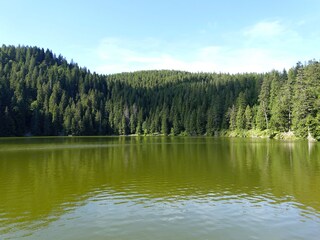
[0,45,319,140]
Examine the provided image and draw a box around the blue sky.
[1,0,320,74]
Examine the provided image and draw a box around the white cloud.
[91,20,313,74]
[244,20,285,38]
[93,38,295,74]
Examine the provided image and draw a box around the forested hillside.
[0,45,319,140]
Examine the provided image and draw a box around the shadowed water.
[0,137,319,239]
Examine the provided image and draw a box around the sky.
[1,0,320,74]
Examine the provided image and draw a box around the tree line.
[0,45,319,140]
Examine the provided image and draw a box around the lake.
[0,137,319,239]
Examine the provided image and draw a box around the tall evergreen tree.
[244,105,252,130]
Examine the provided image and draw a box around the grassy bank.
[222,129,301,140]
[124,129,318,142]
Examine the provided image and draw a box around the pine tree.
[142,120,148,135]
[244,105,252,130]
[136,110,143,135]
[228,105,236,131]
[171,111,181,136]
[236,105,245,130]
[257,75,271,130]
[196,107,205,135]
[161,106,169,135]
[129,114,136,134]
[120,115,127,135]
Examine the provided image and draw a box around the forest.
[0,45,319,140]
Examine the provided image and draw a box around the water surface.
[0,137,319,239]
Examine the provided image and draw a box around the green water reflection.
[0,137,319,239]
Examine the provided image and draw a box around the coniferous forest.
[0,45,319,140]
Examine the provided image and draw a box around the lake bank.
[124,129,318,142]
[222,129,319,142]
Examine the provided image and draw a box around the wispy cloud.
[94,38,180,73]
[244,20,285,38]
[91,20,316,74]
[94,38,221,73]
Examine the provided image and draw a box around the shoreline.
[0,129,316,142]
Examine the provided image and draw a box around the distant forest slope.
[0,45,319,139]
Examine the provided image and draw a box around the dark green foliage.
[0,45,319,140]
[292,61,320,138]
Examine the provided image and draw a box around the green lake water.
[0,137,319,239]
